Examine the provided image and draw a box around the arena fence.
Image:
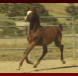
[0,16,76,58]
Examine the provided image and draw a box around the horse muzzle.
[24,16,27,22]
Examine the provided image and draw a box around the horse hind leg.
[54,38,66,64]
[60,45,66,64]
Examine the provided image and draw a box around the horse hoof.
[62,60,66,64]
[33,65,37,68]
[16,68,20,70]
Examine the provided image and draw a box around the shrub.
[0,20,17,37]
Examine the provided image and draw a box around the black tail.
[59,24,63,31]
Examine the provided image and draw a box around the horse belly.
[42,33,55,45]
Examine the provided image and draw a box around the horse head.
[25,7,39,22]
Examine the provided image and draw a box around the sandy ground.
[0,58,78,73]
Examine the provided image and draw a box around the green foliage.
[65,4,78,21]
[0,3,59,24]
[0,3,60,37]
[0,20,28,37]
[0,20,16,37]
[65,3,78,33]
[41,15,59,25]
[0,20,17,37]
[0,3,49,17]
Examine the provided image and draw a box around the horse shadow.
[32,65,78,72]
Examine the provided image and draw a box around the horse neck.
[29,19,41,32]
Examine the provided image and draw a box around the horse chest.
[27,33,39,43]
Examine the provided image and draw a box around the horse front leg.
[17,42,35,70]
[33,46,48,68]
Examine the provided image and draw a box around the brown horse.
[18,7,66,70]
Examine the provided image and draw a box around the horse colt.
[17,7,66,70]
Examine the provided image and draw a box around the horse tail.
[59,24,63,31]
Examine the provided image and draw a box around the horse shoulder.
[33,29,43,40]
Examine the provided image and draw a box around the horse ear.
[27,6,30,10]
